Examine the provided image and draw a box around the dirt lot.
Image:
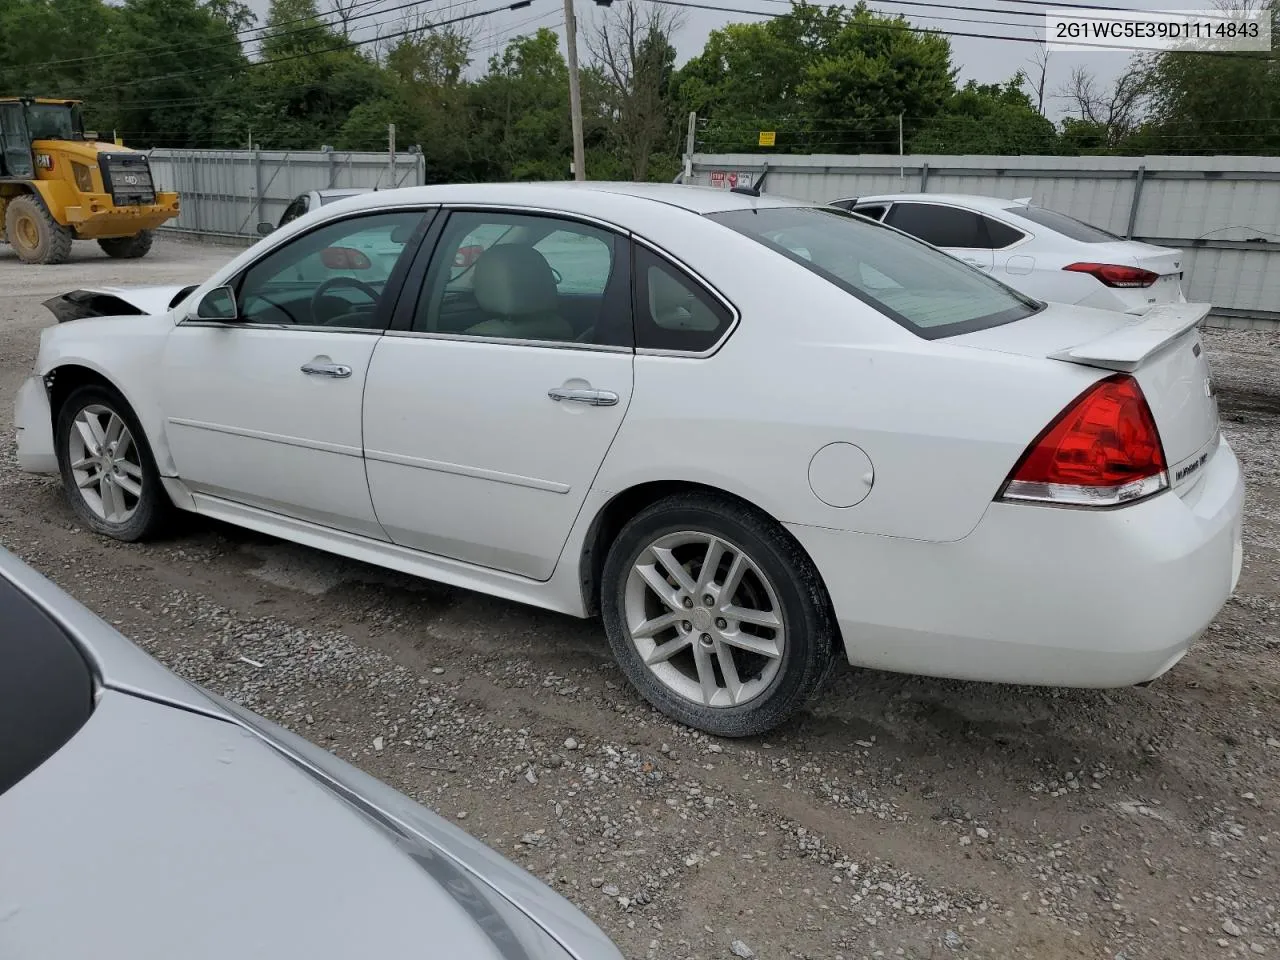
[2,237,1278,960]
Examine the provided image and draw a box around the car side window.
[633,246,733,353]
[233,210,425,330]
[413,210,631,347]
[278,196,308,228]
[884,203,985,248]
[852,204,888,221]
[982,216,1025,249]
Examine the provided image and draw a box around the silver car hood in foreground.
[0,550,621,960]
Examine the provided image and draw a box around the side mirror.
[256,222,275,237]
[195,285,238,321]
[320,246,372,270]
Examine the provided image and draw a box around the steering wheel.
[310,276,380,325]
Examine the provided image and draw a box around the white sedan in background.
[15,183,1242,737]
[830,193,1187,313]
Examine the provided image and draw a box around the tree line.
[2,0,1276,184]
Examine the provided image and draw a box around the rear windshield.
[1006,205,1120,243]
[711,206,1041,339]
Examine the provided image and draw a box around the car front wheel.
[55,384,172,542]
[601,492,837,737]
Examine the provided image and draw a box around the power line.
[647,0,1274,55]
[35,0,403,70]
[106,2,549,112]
[107,0,531,97]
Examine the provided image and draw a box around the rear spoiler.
[1049,302,1211,372]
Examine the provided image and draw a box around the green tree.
[674,2,954,155]
[587,3,682,180]
[911,74,1058,155]
[93,0,249,147]
[1127,2,1280,155]
[0,0,111,99]
[469,29,573,180]
[242,0,392,150]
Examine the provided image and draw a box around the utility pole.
[898,112,904,183]
[563,0,586,181]
[388,122,397,188]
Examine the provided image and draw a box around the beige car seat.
[464,245,574,341]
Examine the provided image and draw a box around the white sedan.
[15,183,1243,737]
[830,193,1187,313]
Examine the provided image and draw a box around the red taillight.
[1063,262,1159,288]
[1000,374,1168,507]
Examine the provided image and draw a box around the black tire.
[55,384,173,542]
[4,195,73,265]
[601,491,838,738]
[97,230,154,259]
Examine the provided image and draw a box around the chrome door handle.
[548,387,619,407]
[301,361,352,379]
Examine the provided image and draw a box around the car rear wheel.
[55,384,172,542]
[4,195,73,265]
[97,231,154,259]
[601,492,837,737]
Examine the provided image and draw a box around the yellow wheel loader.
[0,97,179,265]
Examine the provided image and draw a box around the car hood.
[0,548,622,960]
[43,285,195,322]
[0,690,570,960]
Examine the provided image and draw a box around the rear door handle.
[548,387,619,407]
[301,360,352,379]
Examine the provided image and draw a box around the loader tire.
[98,231,154,260]
[5,195,73,265]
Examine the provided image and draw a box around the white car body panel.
[13,182,1244,691]
[840,193,1188,313]
[159,326,385,539]
[363,336,634,579]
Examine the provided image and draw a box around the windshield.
[1006,205,1120,243]
[25,103,82,141]
[711,206,1041,339]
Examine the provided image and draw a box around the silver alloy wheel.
[624,531,786,708]
[67,404,144,525]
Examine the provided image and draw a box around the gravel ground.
[2,238,1278,960]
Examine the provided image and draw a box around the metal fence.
[148,148,426,242]
[687,152,1280,328]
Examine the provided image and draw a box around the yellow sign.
[758,130,776,147]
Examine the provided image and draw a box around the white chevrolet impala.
[15,183,1244,737]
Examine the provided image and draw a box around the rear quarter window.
[0,576,94,795]
[710,206,1041,339]
[1007,206,1120,243]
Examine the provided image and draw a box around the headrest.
[473,244,558,317]
[647,265,718,331]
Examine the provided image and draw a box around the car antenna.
[730,161,769,198]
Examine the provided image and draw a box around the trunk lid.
[953,301,1220,492]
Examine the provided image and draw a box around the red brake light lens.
[1000,374,1168,507]
[1063,262,1160,288]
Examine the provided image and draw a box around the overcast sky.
[244,0,1201,121]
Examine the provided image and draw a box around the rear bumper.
[15,376,57,475]
[789,435,1244,688]
[66,192,180,239]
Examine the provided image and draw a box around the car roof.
[322,181,815,217]
[840,193,1031,215]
